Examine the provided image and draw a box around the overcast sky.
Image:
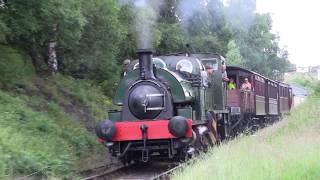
[256,0,320,67]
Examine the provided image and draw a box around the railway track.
[81,160,183,180]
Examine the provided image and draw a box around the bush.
[313,81,320,97]
[0,88,100,178]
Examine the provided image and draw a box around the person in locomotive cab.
[201,63,214,87]
[121,59,131,77]
[241,77,252,91]
[221,61,229,82]
[227,77,236,90]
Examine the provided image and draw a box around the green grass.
[172,97,320,180]
[0,91,77,178]
[0,45,114,178]
[0,45,35,88]
[53,74,115,121]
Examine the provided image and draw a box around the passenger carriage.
[226,66,292,127]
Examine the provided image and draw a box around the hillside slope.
[0,45,114,178]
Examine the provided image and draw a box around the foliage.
[230,13,291,80]
[0,0,292,88]
[226,40,244,66]
[118,3,139,60]
[0,75,112,178]
[1,0,86,73]
[61,0,124,90]
[0,90,96,178]
[0,14,9,43]
[287,74,320,97]
[52,74,114,121]
[156,23,186,54]
[0,45,35,88]
[0,46,113,178]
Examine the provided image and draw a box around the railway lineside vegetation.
[0,46,113,178]
[287,74,320,97]
[0,0,295,178]
[172,78,320,180]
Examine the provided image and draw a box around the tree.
[226,40,244,66]
[60,0,125,96]
[226,12,290,80]
[157,0,185,54]
[1,0,86,74]
[156,23,186,54]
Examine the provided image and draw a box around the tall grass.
[0,45,35,88]
[53,74,115,121]
[0,45,114,178]
[0,91,76,178]
[172,97,320,180]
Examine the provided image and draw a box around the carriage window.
[268,83,278,99]
[201,58,218,71]
[176,59,193,73]
[254,77,265,96]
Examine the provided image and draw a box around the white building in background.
[290,85,308,106]
[296,66,309,73]
[294,65,320,80]
[309,66,320,80]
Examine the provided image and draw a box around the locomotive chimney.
[137,49,155,80]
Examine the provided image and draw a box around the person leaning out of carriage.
[227,77,236,90]
[241,77,252,91]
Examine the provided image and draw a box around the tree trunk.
[45,24,58,76]
[47,41,58,75]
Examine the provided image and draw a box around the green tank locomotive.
[95,49,231,163]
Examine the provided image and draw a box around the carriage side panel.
[254,75,266,115]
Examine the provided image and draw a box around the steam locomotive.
[95,49,292,163]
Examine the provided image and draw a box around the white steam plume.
[118,0,164,49]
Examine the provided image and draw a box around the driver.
[201,63,214,87]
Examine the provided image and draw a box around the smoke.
[176,0,208,37]
[223,0,256,30]
[118,0,164,49]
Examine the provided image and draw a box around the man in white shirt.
[202,63,214,87]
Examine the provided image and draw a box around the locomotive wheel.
[120,155,131,165]
[193,127,214,153]
[200,133,211,152]
[177,147,192,162]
